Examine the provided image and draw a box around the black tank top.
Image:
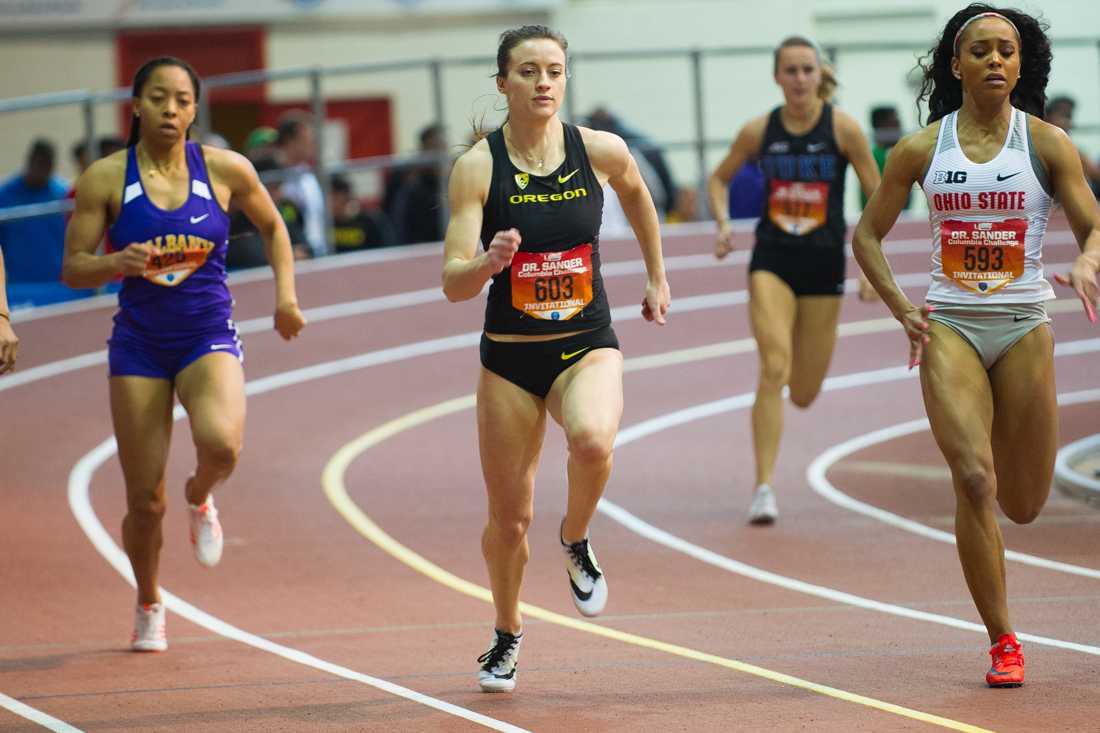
[755,103,848,249]
[481,123,609,335]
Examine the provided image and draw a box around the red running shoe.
[986,632,1024,687]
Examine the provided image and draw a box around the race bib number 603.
[510,243,594,321]
[940,218,1027,294]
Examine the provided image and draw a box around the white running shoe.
[747,484,778,525]
[561,523,608,617]
[477,629,522,693]
[188,494,223,568]
[131,602,167,652]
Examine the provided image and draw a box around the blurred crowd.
[2,100,1099,307]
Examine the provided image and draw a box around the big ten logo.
[933,170,968,185]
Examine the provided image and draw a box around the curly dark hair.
[917,3,1051,124]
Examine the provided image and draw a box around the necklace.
[505,125,549,171]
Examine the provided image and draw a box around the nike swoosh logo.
[557,169,580,184]
[569,576,593,601]
[190,214,209,224]
[996,172,1022,182]
[561,347,590,361]
[1013,315,1034,322]
[490,668,516,680]
[210,344,235,351]
[807,143,826,152]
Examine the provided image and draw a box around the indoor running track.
[2,215,1098,733]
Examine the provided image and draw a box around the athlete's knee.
[197,435,241,475]
[788,385,821,409]
[999,491,1044,525]
[566,425,615,466]
[488,509,532,548]
[758,351,791,391]
[126,488,167,525]
[954,467,997,508]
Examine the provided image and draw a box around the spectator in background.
[1046,95,1100,193]
[665,186,701,224]
[227,155,309,269]
[585,106,674,214]
[243,126,278,161]
[0,139,68,282]
[862,105,909,209]
[330,175,396,253]
[386,123,448,244]
[275,111,327,257]
[71,136,126,176]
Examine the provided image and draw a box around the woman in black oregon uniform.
[442,25,670,693]
[707,36,881,525]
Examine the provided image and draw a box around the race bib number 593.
[510,243,594,321]
[940,218,1027,294]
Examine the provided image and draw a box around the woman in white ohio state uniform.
[853,6,1100,688]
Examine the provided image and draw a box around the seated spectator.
[243,126,278,161]
[71,135,125,176]
[0,139,69,283]
[330,175,396,253]
[585,106,674,214]
[226,156,309,270]
[862,105,909,209]
[666,186,701,224]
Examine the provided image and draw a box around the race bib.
[940,218,1027,294]
[767,180,828,236]
[510,243,594,321]
[141,235,215,287]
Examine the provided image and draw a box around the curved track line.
[67,437,529,732]
[806,388,1100,580]
[321,401,993,733]
[0,692,82,733]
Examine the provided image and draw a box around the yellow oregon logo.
[514,172,529,190]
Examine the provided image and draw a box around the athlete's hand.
[486,228,521,275]
[642,278,670,325]
[857,271,880,302]
[117,242,160,276]
[0,317,18,375]
[274,300,307,340]
[1054,254,1099,323]
[897,303,933,370]
[714,224,734,260]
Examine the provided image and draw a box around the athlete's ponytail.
[918,3,1050,124]
[127,56,202,148]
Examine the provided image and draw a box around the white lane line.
[806,388,1100,581]
[68,437,529,731]
[0,692,82,733]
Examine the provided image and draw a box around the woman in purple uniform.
[63,57,306,651]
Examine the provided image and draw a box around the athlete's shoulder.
[885,126,939,181]
[78,149,127,199]
[450,138,493,201]
[1024,113,1075,163]
[201,144,253,183]
[576,125,628,157]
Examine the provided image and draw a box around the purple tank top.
[108,142,232,333]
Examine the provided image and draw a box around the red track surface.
[2,216,1098,732]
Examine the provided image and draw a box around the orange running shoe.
[986,632,1024,687]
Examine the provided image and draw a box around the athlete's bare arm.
[1030,118,1100,319]
[62,153,152,289]
[442,141,516,302]
[0,249,17,374]
[581,127,669,324]
[835,108,884,300]
[853,124,939,364]
[707,114,768,258]
[206,147,305,339]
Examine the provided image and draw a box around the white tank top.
[922,106,1055,304]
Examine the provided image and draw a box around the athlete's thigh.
[789,295,842,397]
[988,324,1057,500]
[749,270,798,365]
[919,322,995,473]
[110,376,176,495]
[545,347,624,438]
[477,367,546,511]
[175,352,246,449]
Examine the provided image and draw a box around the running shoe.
[986,632,1024,688]
[747,484,778,525]
[561,522,608,617]
[188,494,223,568]
[131,602,167,652]
[477,629,523,693]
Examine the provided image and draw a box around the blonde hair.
[774,36,837,102]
